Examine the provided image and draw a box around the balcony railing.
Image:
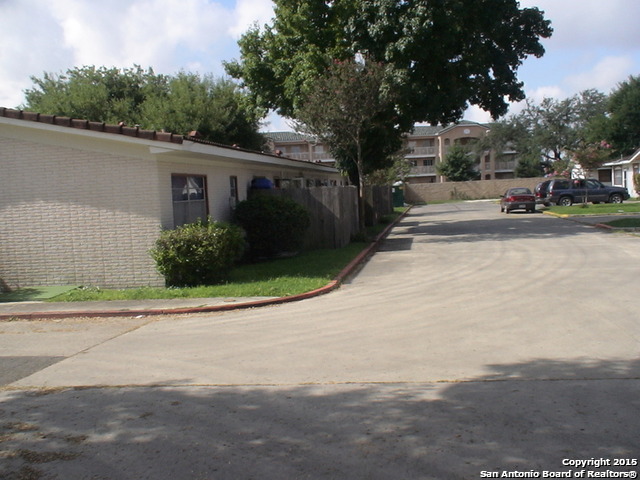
[495,160,516,171]
[409,165,437,175]
[407,146,437,157]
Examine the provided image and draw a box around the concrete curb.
[0,207,412,321]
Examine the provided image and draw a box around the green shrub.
[234,194,311,259]
[150,218,245,287]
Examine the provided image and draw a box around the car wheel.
[609,193,623,204]
[558,196,573,207]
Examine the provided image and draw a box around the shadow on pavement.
[2,358,638,479]
[0,357,66,386]
[384,208,601,247]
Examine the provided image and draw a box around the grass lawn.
[544,201,640,216]
[48,242,369,302]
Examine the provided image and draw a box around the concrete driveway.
[2,202,639,479]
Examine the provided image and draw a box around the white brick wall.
[1,135,165,288]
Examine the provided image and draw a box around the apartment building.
[267,121,518,184]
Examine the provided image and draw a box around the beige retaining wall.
[405,178,547,203]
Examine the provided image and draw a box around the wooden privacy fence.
[258,186,358,250]
[257,185,393,250]
[364,185,394,226]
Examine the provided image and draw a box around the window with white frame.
[171,174,208,226]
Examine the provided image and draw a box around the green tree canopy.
[482,89,609,175]
[514,155,545,178]
[436,144,480,182]
[141,73,266,149]
[23,65,161,126]
[23,66,266,150]
[226,0,552,127]
[600,75,640,156]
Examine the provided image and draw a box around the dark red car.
[500,187,536,214]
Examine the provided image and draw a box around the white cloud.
[525,85,566,104]
[0,0,74,107]
[520,0,640,51]
[463,105,493,124]
[229,0,274,38]
[259,111,295,133]
[514,0,640,111]
[44,0,233,72]
[0,0,259,107]
[565,56,635,94]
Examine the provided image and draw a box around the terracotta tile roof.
[1,107,341,169]
[0,107,184,144]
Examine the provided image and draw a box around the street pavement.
[1,202,639,480]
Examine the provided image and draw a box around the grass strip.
[603,218,640,228]
[48,242,370,302]
[545,201,640,216]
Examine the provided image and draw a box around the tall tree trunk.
[356,151,365,232]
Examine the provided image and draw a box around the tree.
[436,144,480,182]
[514,155,545,178]
[141,73,266,150]
[23,66,265,150]
[482,90,609,176]
[293,59,402,229]
[366,153,413,187]
[23,65,161,126]
[600,75,640,156]
[569,140,612,178]
[225,0,552,127]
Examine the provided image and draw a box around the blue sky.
[1,0,638,131]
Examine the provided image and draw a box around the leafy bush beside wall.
[150,218,245,287]
[234,194,311,259]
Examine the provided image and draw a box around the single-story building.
[0,108,344,289]
[599,148,640,198]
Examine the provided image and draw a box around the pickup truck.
[544,178,630,206]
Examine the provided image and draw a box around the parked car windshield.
[509,188,532,195]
